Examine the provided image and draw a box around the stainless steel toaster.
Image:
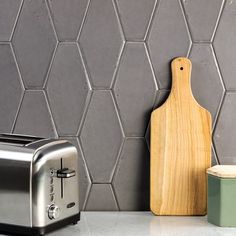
[0,134,80,236]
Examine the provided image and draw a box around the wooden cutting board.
[150,57,211,215]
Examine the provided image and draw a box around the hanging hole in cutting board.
[180,67,183,70]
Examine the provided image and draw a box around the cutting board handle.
[170,57,193,99]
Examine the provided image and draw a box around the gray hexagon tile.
[114,42,157,137]
[14,91,56,137]
[116,0,156,40]
[189,44,224,123]
[47,0,89,41]
[12,0,57,88]
[214,93,236,164]
[79,0,124,88]
[0,44,23,133]
[80,91,123,183]
[182,0,223,42]
[47,43,91,136]
[214,0,236,90]
[147,0,191,89]
[0,0,22,41]
[85,184,118,211]
[59,137,91,210]
[113,138,149,210]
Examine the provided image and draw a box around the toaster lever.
[57,168,76,178]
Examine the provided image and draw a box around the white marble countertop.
[47,212,236,236]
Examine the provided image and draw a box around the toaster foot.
[0,212,80,236]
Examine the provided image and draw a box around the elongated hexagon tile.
[12,0,57,88]
[47,0,89,41]
[182,0,223,42]
[189,44,224,123]
[214,0,236,90]
[0,0,22,41]
[145,90,170,149]
[113,138,149,210]
[79,0,124,88]
[214,93,236,164]
[14,91,56,137]
[0,44,23,133]
[80,91,123,182]
[147,0,191,89]
[116,0,156,40]
[114,42,157,137]
[85,184,118,211]
[59,137,91,210]
[47,43,91,136]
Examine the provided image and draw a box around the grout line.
[110,89,126,139]
[110,0,126,89]
[211,44,226,130]
[212,142,220,165]
[11,89,25,134]
[74,43,93,136]
[211,0,226,43]
[110,183,120,210]
[43,41,58,89]
[77,134,94,185]
[113,0,126,42]
[43,90,59,138]
[76,138,93,210]
[144,42,159,92]
[9,0,24,42]
[179,0,193,48]
[145,0,161,42]
[144,0,159,42]
[45,0,59,42]
[111,41,126,90]
[110,137,125,183]
[145,41,161,89]
[10,42,26,89]
[77,0,91,41]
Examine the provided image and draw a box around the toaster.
[0,134,80,236]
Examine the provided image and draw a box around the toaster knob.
[48,204,60,220]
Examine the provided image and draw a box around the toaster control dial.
[48,204,60,220]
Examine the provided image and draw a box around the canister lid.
[207,165,236,178]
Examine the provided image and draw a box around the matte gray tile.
[80,91,123,183]
[114,43,156,137]
[145,90,170,149]
[12,0,56,88]
[113,138,149,210]
[147,0,191,89]
[0,44,23,133]
[85,184,118,211]
[14,91,56,137]
[48,0,89,41]
[0,0,22,41]
[47,43,91,136]
[182,0,223,42]
[214,0,236,90]
[116,0,156,40]
[59,137,91,211]
[189,44,224,123]
[212,146,219,166]
[79,0,124,88]
[214,93,236,164]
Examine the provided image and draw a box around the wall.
[0,0,232,210]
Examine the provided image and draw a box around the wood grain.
[150,57,211,215]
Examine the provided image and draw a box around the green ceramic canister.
[207,165,236,227]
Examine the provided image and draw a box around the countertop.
[46,212,236,236]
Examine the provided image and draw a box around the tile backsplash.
[0,0,233,210]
